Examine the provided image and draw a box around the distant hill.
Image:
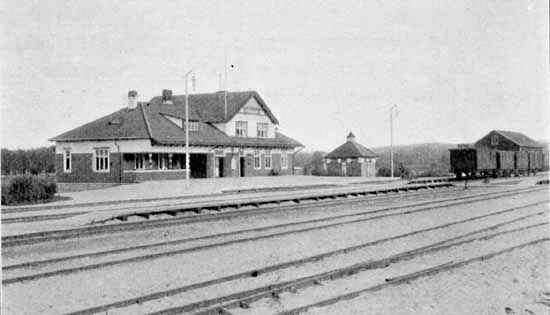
[371,142,455,175]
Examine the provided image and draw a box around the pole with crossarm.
[390,104,398,178]
[184,70,193,188]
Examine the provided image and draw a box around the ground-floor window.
[342,162,347,175]
[265,150,271,169]
[94,148,109,172]
[63,148,71,173]
[254,150,261,169]
[135,154,145,169]
[281,152,287,169]
[260,151,266,169]
[158,153,168,170]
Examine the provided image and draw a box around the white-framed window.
[342,162,347,175]
[236,121,248,137]
[257,123,268,138]
[260,152,266,169]
[94,148,110,172]
[158,154,168,170]
[265,150,272,169]
[183,121,199,131]
[135,154,145,170]
[254,150,261,169]
[63,148,71,173]
[281,152,288,169]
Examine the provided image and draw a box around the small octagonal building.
[324,132,378,177]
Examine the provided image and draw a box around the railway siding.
[2,189,547,315]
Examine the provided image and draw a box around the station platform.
[2,176,401,210]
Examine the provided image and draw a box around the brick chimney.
[162,89,173,104]
[127,90,138,109]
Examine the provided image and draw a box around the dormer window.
[236,121,248,137]
[183,121,199,131]
[108,117,122,125]
[257,123,268,138]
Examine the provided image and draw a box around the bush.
[1,175,57,205]
[377,167,402,177]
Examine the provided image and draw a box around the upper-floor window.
[254,150,261,169]
[265,150,272,169]
[94,148,109,172]
[63,148,71,173]
[236,121,248,137]
[491,135,499,145]
[257,123,268,138]
[281,152,288,169]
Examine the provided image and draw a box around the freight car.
[450,148,544,178]
[449,130,546,179]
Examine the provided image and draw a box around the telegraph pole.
[184,70,193,188]
[390,105,398,178]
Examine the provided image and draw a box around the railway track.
[275,239,548,315]
[1,182,452,225]
[3,189,546,284]
[0,183,452,225]
[2,185,541,248]
[54,206,547,315]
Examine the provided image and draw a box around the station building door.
[190,154,207,178]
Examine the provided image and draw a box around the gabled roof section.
[49,90,301,148]
[326,140,378,159]
[148,91,279,124]
[492,130,543,148]
[50,104,150,141]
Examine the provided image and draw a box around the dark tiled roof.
[325,140,378,158]
[50,106,150,141]
[148,91,279,124]
[493,130,543,148]
[50,91,301,149]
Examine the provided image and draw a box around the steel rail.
[1,185,542,248]
[0,183,451,225]
[57,205,547,315]
[275,239,549,315]
[150,224,549,315]
[4,198,546,284]
[2,183,460,246]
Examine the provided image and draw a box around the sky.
[1,0,548,151]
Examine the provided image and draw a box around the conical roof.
[326,134,378,158]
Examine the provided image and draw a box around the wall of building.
[213,150,293,178]
[56,152,123,183]
[325,158,376,177]
[223,98,277,138]
[57,142,295,183]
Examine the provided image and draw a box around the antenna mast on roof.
[224,48,228,120]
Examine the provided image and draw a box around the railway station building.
[323,132,378,177]
[50,90,302,185]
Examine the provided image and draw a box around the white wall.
[224,97,277,138]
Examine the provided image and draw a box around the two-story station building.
[50,90,302,185]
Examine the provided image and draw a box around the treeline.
[1,147,56,176]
